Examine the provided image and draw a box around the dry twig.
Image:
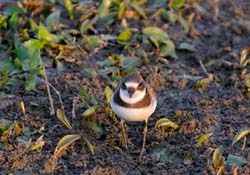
[42,64,55,115]
[72,96,79,119]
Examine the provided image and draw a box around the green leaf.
[212,146,224,170]
[178,16,189,33]
[9,13,19,31]
[7,78,23,86]
[97,14,114,26]
[0,70,9,89]
[123,68,137,75]
[23,129,37,137]
[151,8,164,18]
[0,60,15,74]
[79,85,88,97]
[0,119,12,126]
[85,120,103,134]
[24,39,44,49]
[183,155,193,165]
[113,146,123,152]
[38,23,53,41]
[118,28,132,42]
[64,0,74,19]
[130,3,147,19]
[13,46,35,71]
[0,124,10,136]
[83,137,94,155]
[45,10,61,29]
[0,15,7,29]
[143,26,169,41]
[29,19,39,32]
[240,48,250,67]
[13,45,41,71]
[155,118,178,129]
[30,135,45,151]
[225,154,246,168]
[30,49,41,69]
[82,106,99,117]
[110,75,121,82]
[14,121,22,136]
[14,58,22,70]
[80,19,92,34]
[81,68,97,78]
[232,128,250,145]
[178,42,196,52]
[118,2,126,19]
[150,144,173,162]
[100,34,117,41]
[194,78,211,93]
[244,73,250,88]
[97,0,114,25]
[119,56,142,68]
[160,40,177,58]
[149,36,160,48]
[55,60,65,71]
[173,0,186,9]
[87,35,100,49]
[54,134,81,157]
[25,72,37,91]
[90,94,98,105]
[56,108,72,129]
[175,75,203,81]
[60,31,74,45]
[197,133,213,146]
[162,10,178,24]
[98,0,112,17]
[104,86,113,103]
[13,46,35,60]
[3,5,25,16]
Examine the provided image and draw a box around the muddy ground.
[0,0,250,174]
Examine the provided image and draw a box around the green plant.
[55,107,95,157]
[212,146,224,174]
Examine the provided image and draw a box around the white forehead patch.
[125,82,138,88]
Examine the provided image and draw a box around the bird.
[110,72,157,157]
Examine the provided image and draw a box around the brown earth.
[0,0,250,174]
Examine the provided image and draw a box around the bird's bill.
[127,87,135,98]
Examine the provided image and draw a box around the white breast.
[110,94,157,122]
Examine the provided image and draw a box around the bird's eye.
[122,82,126,89]
[138,81,143,87]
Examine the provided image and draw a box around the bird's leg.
[139,119,148,158]
[120,119,128,149]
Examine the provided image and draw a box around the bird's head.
[119,72,146,104]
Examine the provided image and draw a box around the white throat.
[119,88,146,104]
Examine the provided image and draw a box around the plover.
[110,72,157,157]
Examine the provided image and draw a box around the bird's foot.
[139,147,146,160]
[121,134,128,149]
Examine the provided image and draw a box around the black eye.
[121,82,126,89]
[138,81,143,87]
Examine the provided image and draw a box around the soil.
[0,0,250,175]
